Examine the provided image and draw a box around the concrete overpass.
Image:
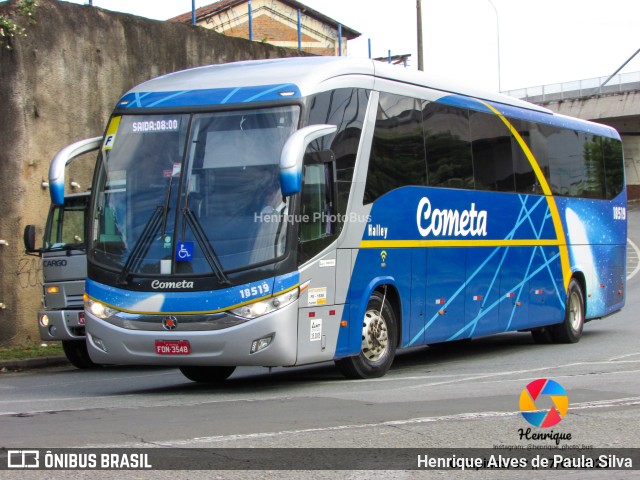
[504,71,640,199]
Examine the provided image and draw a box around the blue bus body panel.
[337,186,626,357]
[86,271,299,314]
[117,84,301,109]
[559,195,627,316]
[335,90,624,358]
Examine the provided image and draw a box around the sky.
[42,0,640,93]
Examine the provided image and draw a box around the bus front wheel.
[179,366,236,383]
[335,291,397,379]
[62,340,99,369]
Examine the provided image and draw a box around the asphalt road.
[1,206,639,479]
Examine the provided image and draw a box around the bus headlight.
[231,288,299,319]
[84,297,118,320]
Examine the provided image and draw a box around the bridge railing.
[503,70,640,102]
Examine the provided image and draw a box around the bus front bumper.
[38,310,86,341]
[84,300,299,367]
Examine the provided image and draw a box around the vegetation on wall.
[0,0,37,50]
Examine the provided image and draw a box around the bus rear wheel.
[531,279,585,344]
[335,291,397,379]
[179,366,236,383]
[550,278,585,343]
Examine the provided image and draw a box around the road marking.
[627,238,640,280]
[608,352,640,361]
[3,360,639,416]
[131,396,640,447]
[358,359,640,389]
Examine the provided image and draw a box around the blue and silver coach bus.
[84,57,626,381]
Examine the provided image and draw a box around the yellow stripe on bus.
[479,101,572,291]
[360,239,561,249]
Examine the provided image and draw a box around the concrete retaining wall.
[0,0,306,345]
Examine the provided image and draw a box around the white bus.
[83,57,626,382]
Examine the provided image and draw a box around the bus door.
[422,247,466,344]
[498,247,530,331]
[464,247,502,338]
[407,248,427,345]
[528,246,565,328]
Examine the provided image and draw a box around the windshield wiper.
[161,170,176,236]
[117,205,164,285]
[182,207,231,285]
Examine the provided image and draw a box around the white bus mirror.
[279,124,337,197]
[49,136,102,205]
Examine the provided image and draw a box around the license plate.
[155,340,191,355]
[78,312,85,325]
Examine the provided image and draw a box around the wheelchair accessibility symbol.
[175,242,194,262]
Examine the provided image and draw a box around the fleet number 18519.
[613,206,626,220]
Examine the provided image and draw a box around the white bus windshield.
[90,106,300,277]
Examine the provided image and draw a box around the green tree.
[0,0,37,50]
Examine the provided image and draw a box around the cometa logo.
[416,197,488,238]
[519,379,568,428]
[151,280,194,289]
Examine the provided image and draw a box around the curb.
[0,356,69,372]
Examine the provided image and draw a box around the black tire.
[531,327,554,344]
[550,278,585,343]
[62,340,99,369]
[335,291,398,379]
[179,366,236,383]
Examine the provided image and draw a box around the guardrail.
[503,71,640,102]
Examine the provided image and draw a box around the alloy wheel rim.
[569,291,582,331]
[361,308,389,362]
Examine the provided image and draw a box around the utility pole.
[486,0,501,92]
[417,0,424,71]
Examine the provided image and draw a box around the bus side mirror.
[279,124,337,197]
[49,136,102,205]
[23,224,39,255]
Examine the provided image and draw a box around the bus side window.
[580,133,606,199]
[544,126,578,196]
[512,120,553,194]
[298,152,336,263]
[511,119,540,194]
[424,102,473,190]
[306,88,369,231]
[470,110,515,192]
[364,93,426,203]
[603,137,624,199]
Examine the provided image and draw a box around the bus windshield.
[90,106,300,277]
